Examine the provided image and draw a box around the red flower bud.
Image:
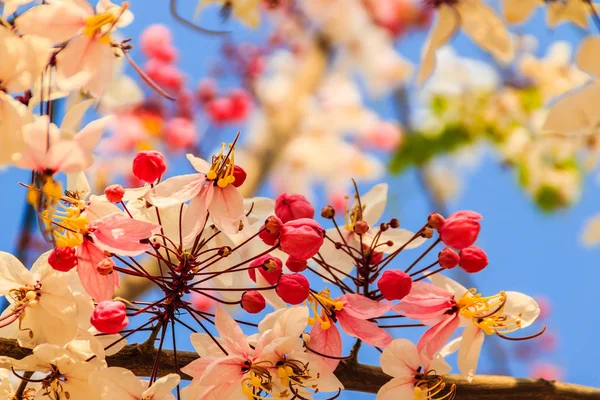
[48,247,77,272]
[438,248,459,269]
[104,184,125,203]
[90,300,129,334]
[279,218,324,261]
[377,270,412,301]
[232,165,247,187]
[248,255,283,285]
[191,293,215,313]
[276,273,310,304]
[259,215,283,245]
[132,150,167,184]
[439,210,482,249]
[275,193,315,223]
[427,212,445,230]
[286,257,307,272]
[197,78,218,103]
[459,246,488,273]
[241,291,266,314]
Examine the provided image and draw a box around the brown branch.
[1,338,598,399]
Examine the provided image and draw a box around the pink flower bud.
[275,193,315,223]
[459,246,488,273]
[191,292,215,313]
[48,247,77,272]
[132,150,167,184]
[530,362,563,381]
[259,216,283,245]
[438,248,459,269]
[427,212,446,231]
[360,121,402,151]
[439,211,481,249]
[144,59,184,91]
[232,165,247,187]
[241,291,266,314]
[206,97,235,123]
[248,255,283,285]
[276,274,310,304]
[228,88,252,121]
[197,78,218,103]
[140,24,174,60]
[377,270,412,300]
[279,218,324,261]
[165,118,197,151]
[90,300,129,334]
[286,257,307,272]
[104,184,125,203]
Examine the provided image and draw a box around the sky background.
[1,1,599,399]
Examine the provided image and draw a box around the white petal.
[457,324,485,380]
[503,291,540,328]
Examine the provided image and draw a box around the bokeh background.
[1,1,598,398]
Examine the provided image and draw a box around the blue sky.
[0,1,598,398]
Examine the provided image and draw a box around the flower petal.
[380,338,421,377]
[89,213,160,256]
[337,312,391,347]
[417,4,458,84]
[338,294,393,319]
[457,324,485,380]
[308,321,342,372]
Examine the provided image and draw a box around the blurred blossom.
[530,362,564,381]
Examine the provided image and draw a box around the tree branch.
[1,338,597,399]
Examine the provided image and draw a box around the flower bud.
[279,218,324,261]
[354,220,369,235]
[241,291,266,314]
[286,257,307,272]
[420,226,433,238]
[259,215,283,245]
[232,165,247,187]
[48,247,77,272]
[90,300,129,334]
[132,150,167,184]
[439,210,482,249]
[104,184,125,203]
[321,206,335,219]
[248,255,283,285]
[276,274,310,304]
[459,246,488,273]
[275,193,315,223]
[389,218,400,228]
[191,292,215,313]
[96,258,115,275]
[427,212,445,230]
[197,78,218,103]
[438,248,459,269]
[377,270,412,301]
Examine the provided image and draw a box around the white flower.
[0,251,78,347]
[91,367,180,400]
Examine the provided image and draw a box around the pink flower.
[275,193,315,223]
[439,210,482,249]
[148,153,246,236]
[308,293,393,370]
[377,270,412,300]
[393,281,460,362]
[132,150,167,184]
[279,218,325,260]
[88,213,161,256]
[359,121,402,151]
[276,274,310,304]
[90,300,129,334]
[241,291,266,314]
[459,246,488,273]
[104,184,125,203]
[48,247,77,272]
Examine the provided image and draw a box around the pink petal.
[74,116,113,153]
[376,376,415,400]
[198,356,246,387]
[338,294,393,319]
[214,305,251,357]
[15,2,88,43]
[380,339,421,377]
[308,321,342,371]
[337,312,392,348]
[89,213,160,256]
[147,174,205,208]
[180,187,210,247]
[181,357,217,379]
[208,185,246,234]
[76,241,118,301]
[417,314,460,364]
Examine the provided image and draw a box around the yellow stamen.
[83,3,128,44]
[206,141,237,187]
[306,288,343,330]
